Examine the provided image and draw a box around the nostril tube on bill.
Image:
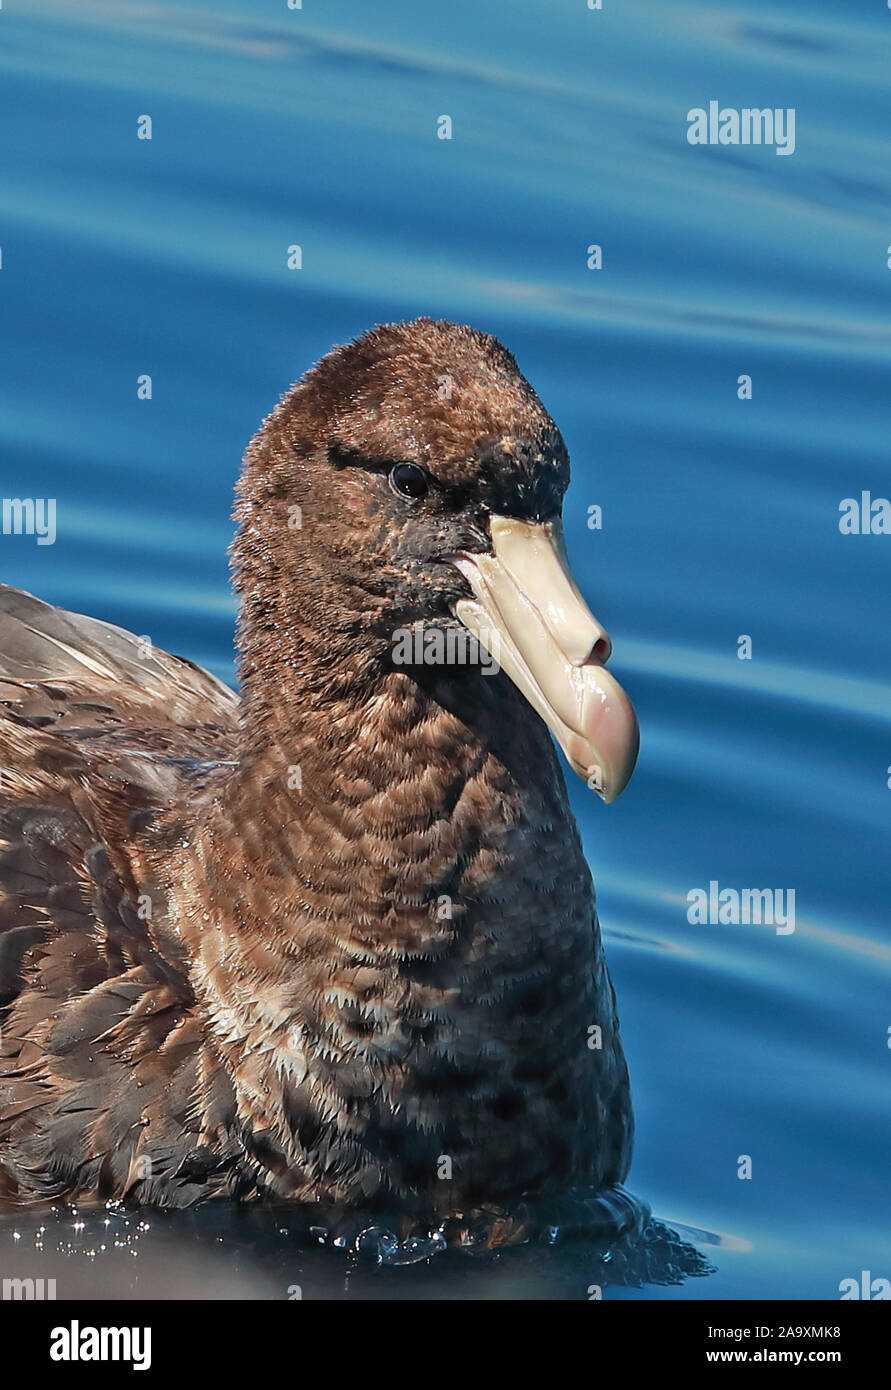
[589,634,612,665]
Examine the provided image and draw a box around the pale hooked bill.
[450,516,640,802]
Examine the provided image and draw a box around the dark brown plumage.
[0,319,636,1239]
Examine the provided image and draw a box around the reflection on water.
[0,1204,714,1301]
[1,0,890,1298]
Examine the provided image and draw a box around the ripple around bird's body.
[0,0,888,1298]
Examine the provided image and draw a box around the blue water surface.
[0,0,889,1299]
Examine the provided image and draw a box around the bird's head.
[233,318,639,801]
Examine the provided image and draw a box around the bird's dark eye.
[389,462,429,500]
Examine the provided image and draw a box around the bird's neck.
[198,658,585,952]
[177,658,594,1028]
